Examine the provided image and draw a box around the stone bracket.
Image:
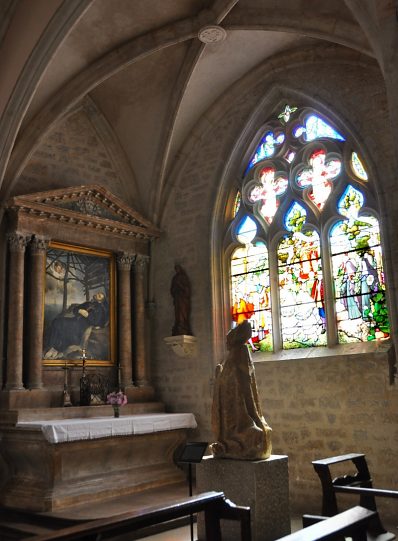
[164,335,198,357]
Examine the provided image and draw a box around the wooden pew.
[281,506,376,541]
[307,453,397,541]
[25,491,251,541]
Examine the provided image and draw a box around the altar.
[0,408,197,511]
[0,186,198,513]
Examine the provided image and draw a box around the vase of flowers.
[107,391,128,418]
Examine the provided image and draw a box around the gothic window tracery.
[228,105,390,351]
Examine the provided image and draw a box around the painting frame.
[42,241,116,367]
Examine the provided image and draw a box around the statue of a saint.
[210,320,272,460]
[170,264,192,336]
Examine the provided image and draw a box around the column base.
[27,384,43,390]
[0,388,53,409]
[125,385,155,402]
[136,379,150,387]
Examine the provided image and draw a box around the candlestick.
[80,348,90,406]
[62,362,72,407]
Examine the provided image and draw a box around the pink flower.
[107,391,128,407]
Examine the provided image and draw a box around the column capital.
[134,254,149,273]
[117,252,135,271]
[30,236,49,254]
[8,233,28,253]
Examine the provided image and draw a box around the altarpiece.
[1,184,161,408]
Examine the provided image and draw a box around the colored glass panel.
[338,185,364,221]
[278,229,326,348]
[294,115,345,142]
[285,202,307,232]
[231,242,273,351]
[233,192,241,217]
[284,150,296,163]
[330,190,389,343]
[249,167,288,224]
[278,104,297,124]
[351,152,368,181]
[246,131,285,173]
[296,149,341,210]
[236,215,257,244]
[228,105,384,352]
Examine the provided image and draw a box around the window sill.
[252,339,392,364]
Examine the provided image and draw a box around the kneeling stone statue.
[210,320,272,460]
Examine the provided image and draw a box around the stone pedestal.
[196,455,290,541]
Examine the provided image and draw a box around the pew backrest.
[24,491,251,541]
[281,506,376,541]
[311,453,397,539]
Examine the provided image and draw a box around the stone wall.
[14,108,129,201]
[254,346,398,518]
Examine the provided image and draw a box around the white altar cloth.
[16,413,197,444]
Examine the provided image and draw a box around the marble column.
[27,236,49,389]
[134,255,149,387]
[117,252,135,388]
[6,233,28,390]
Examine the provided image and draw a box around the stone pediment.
[7,185,161,241]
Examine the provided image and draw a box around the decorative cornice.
[6,185,162,241]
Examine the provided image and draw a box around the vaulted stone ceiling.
[1,0,390,225]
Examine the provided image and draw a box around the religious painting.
[42,242,116,365]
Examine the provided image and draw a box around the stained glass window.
[295,149,341,210]
[277,203,326,347]
[249,167,288,224]
[233,192,241,217]
[246,131,285,173]
[236,215,257,244]
[227,105,389,352]
[331,186,389,342]
[231,242,273,351]
[294,114,345,142]
[351,152,368,181]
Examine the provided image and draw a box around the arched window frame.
[226,105,389,352]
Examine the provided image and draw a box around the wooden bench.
[25,491,251,541]
[281,506,376,541]
[306,453,397,541]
